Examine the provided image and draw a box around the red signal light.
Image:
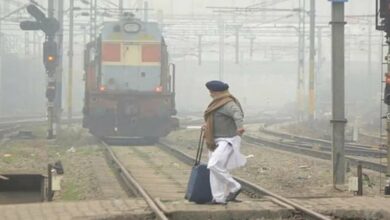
[47,55,55,62]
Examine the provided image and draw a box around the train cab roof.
[101,15,161,42]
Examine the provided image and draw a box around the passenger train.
[83,13,178,142]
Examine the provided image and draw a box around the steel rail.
[243,134,386,173]
[158,140,331,220]
[259,128,386,157]
[102,143,169,220]
[260,128,382,150]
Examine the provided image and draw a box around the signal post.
[20,4,59,139]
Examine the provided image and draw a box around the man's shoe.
[226,188,242,202]
[207,199,227,205]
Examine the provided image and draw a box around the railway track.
[258,128,386,158]
[243,130,387,174]
[104,143,168,220]
[102,140,332,220]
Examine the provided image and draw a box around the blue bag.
[185,130,212,204]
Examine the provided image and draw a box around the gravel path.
[0,126,126,201]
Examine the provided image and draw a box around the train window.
[142,44,160,62]
[102,43,120,62]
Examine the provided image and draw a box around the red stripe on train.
[102,43,121,62]
[142,44,161,62]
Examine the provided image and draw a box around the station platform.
[293,196,390,219]
[0,198,293,220]
[0,199,152,220]
[3,196,390,220]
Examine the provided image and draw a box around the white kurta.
[207,136,247,202]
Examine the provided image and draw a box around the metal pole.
[368,18,372,100]
[250,37,254,60]
[357,162,363,196]
[330,1,346,186]
[89,0,93,42]
[33,32,37,56]
[308,0,315,120]
[93,0,97,41]
[83,26,87,46]
[47,164,53,201]
[119,0,123,16]
[297,0,305,121]
[218,15,224,81]
[47,0,54,139]
[235,26,239,64]
[67,0,74,127]
[25,32,29,56]
[386,33,390,179]
[317,27,322,81]
[55,0,64,136]
[317,27,322,114]
[198,35,202,65]
[144,1,148,22]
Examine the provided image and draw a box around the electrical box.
[348,176,358,192]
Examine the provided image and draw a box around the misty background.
[0,0,383,127]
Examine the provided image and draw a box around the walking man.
[203,80,247,204]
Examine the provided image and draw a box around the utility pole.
[387,34,390,190]
[119,0,123,16]
[67,0,74,127]
[308,0,316,121]
[48,0,55,138]
[89,0,94,42]
[235,26,240,64]
[138,0,144,18]
[330,0,346,186]
[93,0,97,41]
[368,18,372,100]
[297,0,305,121]
[249,37,255,60]
[25,32,30,56]
[218,15,225,81]
[33,32,37,56]
[144,1,148,22]
[198,35,202,65]
[316,27,323,96]
[55,0,64,136]
[82,26,87,46]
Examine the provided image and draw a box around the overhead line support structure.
[67,0,74,127]
[308,0,316,121]
[330,0,347,186]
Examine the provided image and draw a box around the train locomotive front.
[83,14,178,141]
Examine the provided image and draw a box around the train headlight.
[123,22,141,33]
[155,86,163,93]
